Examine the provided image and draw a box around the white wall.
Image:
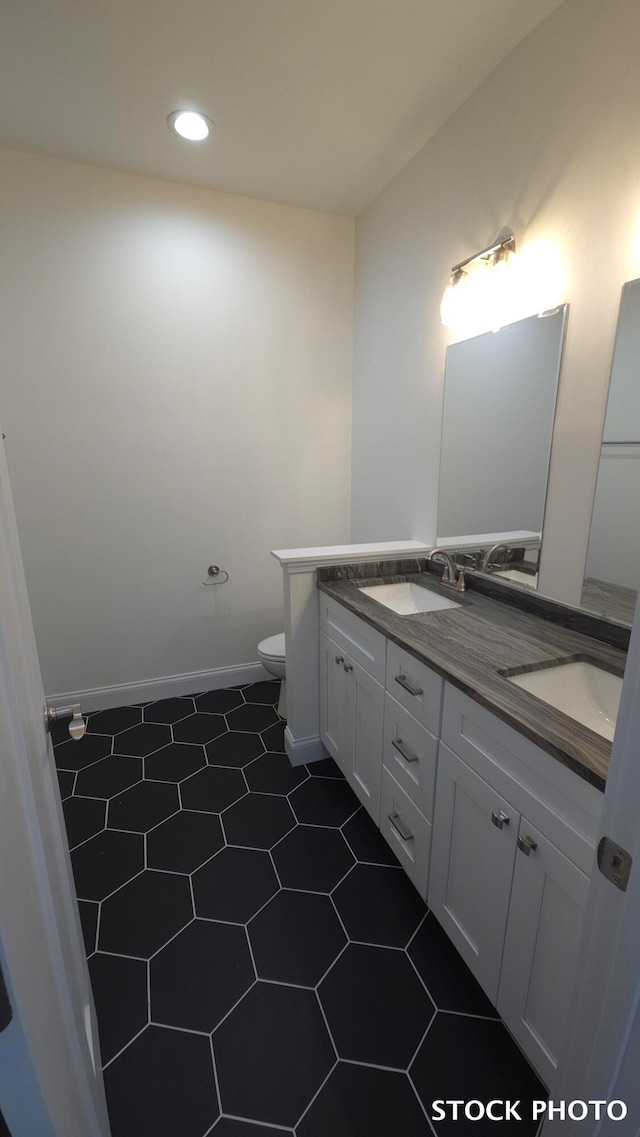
[0,150,353,697]
[351,0,640,605]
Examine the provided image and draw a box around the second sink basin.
[358,582,461,615]
[505,660,622,741]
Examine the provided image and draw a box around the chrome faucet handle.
[453,566,466,592]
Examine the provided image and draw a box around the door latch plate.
[597,836,633,892]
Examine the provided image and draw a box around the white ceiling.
[0,0,564,216]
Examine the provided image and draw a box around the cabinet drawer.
[380,768,431,899]
[441,684,601,874]
[382,693,437,821]
[318,594,386,683]
[385,641,443,734]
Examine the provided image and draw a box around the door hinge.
[597,836,633,892]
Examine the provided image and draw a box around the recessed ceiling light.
[167,111,214,142]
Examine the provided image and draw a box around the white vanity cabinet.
[318,596,386,822]
[317,589,606,1087]
[429,684,602,1087]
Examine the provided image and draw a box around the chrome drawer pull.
[334,655,344,665]
[491,810,510,830]
[388,811,414,842]
[343,662,353,672]
[392,737,419,764]
[395,674,423,697]
[518,835,538,856]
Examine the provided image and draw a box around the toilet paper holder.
[202,565,229,586]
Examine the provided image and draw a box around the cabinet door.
[319,631,348,773]
[497,818,591,1087]
[346,658,384,823]
[429,743,519,1003]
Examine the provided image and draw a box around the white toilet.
[257,632,286,718]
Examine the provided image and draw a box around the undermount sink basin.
[505,660,622,741]
[358,581,461,616]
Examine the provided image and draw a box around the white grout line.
[101,1023,148,1070]
[292,1059,338,1131]
[406,1005,438,1070]
[208,979,258,1035]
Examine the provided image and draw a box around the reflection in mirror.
[582,278,640,625]
[436,306,568,590]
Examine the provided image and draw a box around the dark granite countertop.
[318,568,627,791]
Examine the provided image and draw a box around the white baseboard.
[284,726,328,767]
[48,662,271,713]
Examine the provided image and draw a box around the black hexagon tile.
[104,1025,218,1137]
[307,757,345,779]
[70,830,144,901]
[147,810,224,873]
[319,943,434,1067]
[222,793,295,850]
[333,863,426,948]
[249,890,346,986]
[99,870,193,958]
[243,680,280,705]
[54,733,112,772]
[173,712,227,745]
[213,1120,293,1136]
[296,1062,429,1137]
[195,688,244,714]
[151,919,254,1032]
[289,778,360,828]
[244,752,308,795]
[260,721,286,752]
[213,983,335,1128]
[78,900,99,956]
[226,703,279,733]
[56,768,76,801]
[143,697,195,724]
[89,952,148,1064]
[206,732,265,768]
[107,780,179,833]
[410,1014,545,1135]
[193,847,279,924]
[180,766,247,813]
[272,826,354,893]
[75,754,142,800]
[408,911,498,1017]
[62,797,106,849]
[116,722,172,757]
[144,742,206,783]
[341,807,399,866]
[88,706,142,735]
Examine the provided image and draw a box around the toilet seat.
[258,632,286,662]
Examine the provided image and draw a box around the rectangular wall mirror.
[582,277,640,625]
[436,305,568,588]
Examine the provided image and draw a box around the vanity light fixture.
[167,110,214,141]
[440,233,516,328]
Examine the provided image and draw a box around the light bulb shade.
[440,281,458,326]
[167,110,214,141]
[440,272,471,327]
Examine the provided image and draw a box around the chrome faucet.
[426,549,466,592]
[480,543,510,572]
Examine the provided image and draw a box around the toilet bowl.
[257,632,286,718]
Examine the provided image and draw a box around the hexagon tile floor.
[54,680,545,1137]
